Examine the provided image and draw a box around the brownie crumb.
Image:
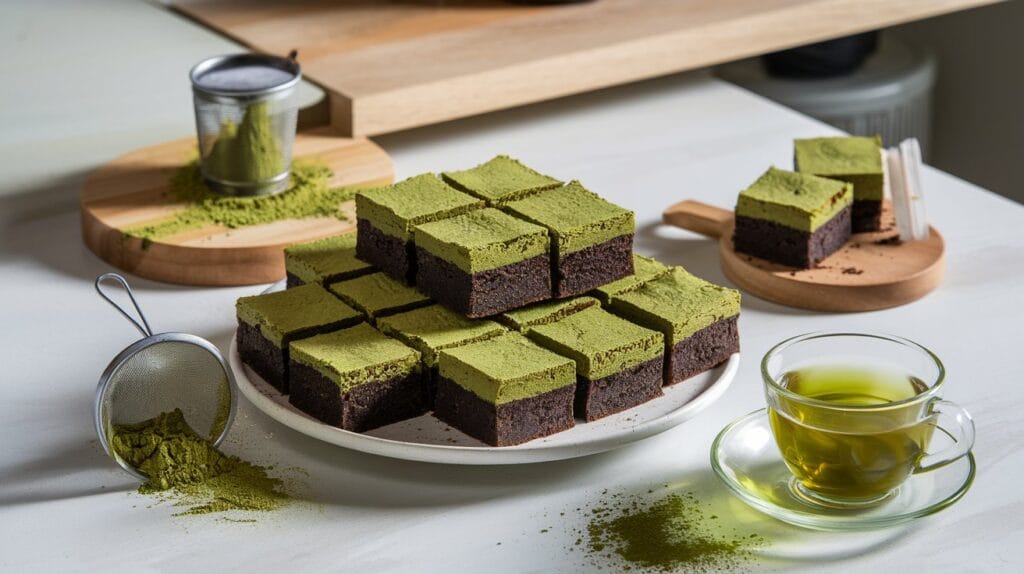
[841,267,864,275]
[875,235,903,246]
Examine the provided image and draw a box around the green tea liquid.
[769,366,934,502]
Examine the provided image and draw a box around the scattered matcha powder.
[123,159,358,246]
[110,409,290,516]
[574,490,763,573]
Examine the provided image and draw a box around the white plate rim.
[230,335,738,465]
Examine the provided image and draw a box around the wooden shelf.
[174,0,1001,136]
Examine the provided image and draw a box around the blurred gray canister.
[716,37,935,158]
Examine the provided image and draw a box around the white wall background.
[892,1,1022,203]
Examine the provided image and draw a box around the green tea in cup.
[762,333,975,508]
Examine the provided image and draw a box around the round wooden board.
[80,128,393,286]
[663,200,945,312]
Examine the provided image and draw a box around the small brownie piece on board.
[498,296,599,332]
[528,307,664,422]
[441,155,562,206]
[376,305,507,407]
[284,233,374,288]
[435,333,576,446]
[504,181,635,297]
[289,323,425,433]
[236,284,363,394]
[414,208,551,318]
[355,174,483,283]
[733,167,853,268]
[794,136,885,232]
[329,272,432,321]
[591,254,670,305]
[609,268,740,385]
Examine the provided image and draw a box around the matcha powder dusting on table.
[110,409,290,516]
[578,491,763,572]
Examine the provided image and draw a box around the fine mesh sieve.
[93,273,237,479]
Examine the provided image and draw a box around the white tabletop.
[2,3,1023,573]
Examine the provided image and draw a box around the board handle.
[662,200,734,239]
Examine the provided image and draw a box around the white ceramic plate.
[230,335,738,465]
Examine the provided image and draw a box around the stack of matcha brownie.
[235,155,742,446]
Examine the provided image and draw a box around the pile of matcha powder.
[111,409,290,516]
[123,158,358,248]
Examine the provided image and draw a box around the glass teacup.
[762,332,975,508]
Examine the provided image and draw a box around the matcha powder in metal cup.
[190,52,302,197]
[93,273,237,480]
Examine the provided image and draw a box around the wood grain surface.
[81,128,393,286]
[663,199,945,312]
[173,0,1000,136]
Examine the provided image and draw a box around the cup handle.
[914,399,976,474]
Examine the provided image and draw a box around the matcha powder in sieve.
[110,409,291,516]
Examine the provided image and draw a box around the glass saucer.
[710,409,976,531]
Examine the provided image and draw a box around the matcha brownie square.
[289,323,426,432]
[376,305,507,407]
[733,167,853,268]
[528,307,664,421]
[355,173,484,283]
[609,268,740,385]
[284,233,374,288]
[794,136,884,232]
[591,254,670,304]
[504,181,635,297]
[435,333,576,446]
[328,272,432,320]
[441,155,562,206]
[236,284,363,393]
[498,296,599,332]
[414,208,552,318]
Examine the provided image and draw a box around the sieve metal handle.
[95,273,153,337]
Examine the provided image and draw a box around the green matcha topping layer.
[503,180,634,255]
[592,254,670,304]
[441,155,562,205]
[329,272,431,319]
[438,333,575,405]
[610,267,740,346]
[735,167,852,232]
[236,284,362,346]
[289,323,420,393]
[500,296,599,331]
[794,136,884,201]
[528,307,664,380]
[284,233,374,285]
[355,174,484,241]
[376,305,507,367]
[413,208,550,273]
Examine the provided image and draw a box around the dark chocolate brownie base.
[575,355,663,422]
[286,273,304,289]
[289,361,426,432]
[667,315,739,385]
[852,200,882,233]
[356,218,414,283]
[434,377,575,446]
[238,321,287,393]
[415,247,551,318]
[237,317,363,394]
[733,205,851,268]
[556,234,634,298]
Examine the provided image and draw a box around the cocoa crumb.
[875,235,903,246]
[841,267,864,275]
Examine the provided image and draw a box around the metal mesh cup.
[93,273,237,480]
[190,53,302,197]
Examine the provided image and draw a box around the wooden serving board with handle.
[81,128,393,286]
[662,200,945,312]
